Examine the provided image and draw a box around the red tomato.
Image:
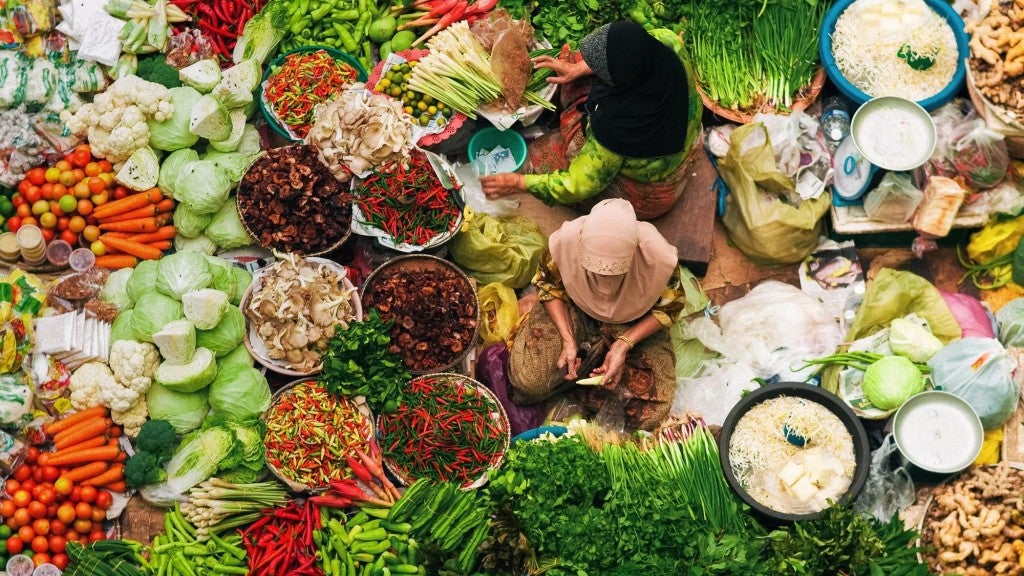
[38,183,53,200]
[93,491,112,511]
[40,467,59,484]
[39,228,55,243]
[10,194,24,208]
[36,488,55,506]
[47,534,65,554]
[24,447,39,465]
[71,149,91,168]
[12,465,29,483]
[6,535,23,554]
[60,229,78,245]
[11,490,30,508]
[49,519,66,536]
[69,487,81,503]
[112,186,129,201]
[87,531,104,542]
[51,553,68,570]
[22,186,40,204]
[6,216,22,233]
[30,467,43,484]
[5,479,19,496]
[78,487,96,504]
[74,502,90,520]
[17,179,32,195]
[27,501,46,520]
[26,168,46,187]
[32,551,50,567]
[0,499,15,518]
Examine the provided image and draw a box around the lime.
[58,194,77,214]
[0,199,12,217]
[0,524,11,539]
[418,115,430,126]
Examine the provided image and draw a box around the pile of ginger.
[923,463,1024,576]
[969,0,1024,113]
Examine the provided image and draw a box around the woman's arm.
[590,313,663,388]
[544,297,581,380]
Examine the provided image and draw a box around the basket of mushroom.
[241,253,362,376]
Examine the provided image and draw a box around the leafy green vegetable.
[130,292,183,343]
[148,86,202,151]
[127,259,159,303]
[172,203,213,239]
[318,309,410,414]
[174,160,233,215]
[147,382,210,434]
[156,251,213,300]
[125,451,167,488]
[208,364,271,421]
[111,309,135,344]
[182,289,229,331]
[232,0,288,64]
[154,347,218,393]
[202,256,239,299]
[862,355,925,410]
[136,54,182,88]
[195,306,245,357]
[205,200,252,250]
[135,419,177,461]
[889,317,943,363]
[152,319,196,364]
[165,425,237,494]
[100,268,133,312]
[159,149,200,199]
[219,344,254,369]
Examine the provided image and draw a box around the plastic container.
[6,554,33,576]
[45,239,72,267]
[69,248,96,272]
[832,135,877,201]
[850,96,936,172]
[467,127,527,173]
[818,0,969,112]
[820,96,851,150]
[259,46,367,142]
[0,232,19,263]
[892,391,983,474]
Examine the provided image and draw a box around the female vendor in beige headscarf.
[507,198,689,430]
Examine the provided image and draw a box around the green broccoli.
[135,419,177,463]
[136,55,182,88]
[124,452,167,488]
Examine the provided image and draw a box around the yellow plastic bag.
[478,282,519,344]
[973,428,1004,466]
[719,123,832,265]
[966,214,1024,263]
[450,212,546,289]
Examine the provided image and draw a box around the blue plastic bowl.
[467,127,527,172]
[819,0,969,111]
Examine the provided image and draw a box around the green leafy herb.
[318,309,410,414]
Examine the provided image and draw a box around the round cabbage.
[203,256,237,297]
[208,364,270,421]
[997,298,1024,348]
[156,251,213,300]
[111,309,135,344]
[154,347,218,393]
[147,382,210,434]
[206,200,252,250]
[174,160,232,215]
[862,355,925,410]
[195,306,244,357]
[148,86,202,151]
[173,203,214,239]
[127,259,159,303]
[100,268,133,312]
[130,292,184,343]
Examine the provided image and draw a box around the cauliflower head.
[112,400,148,438]
[109,340,160,394]
[69,362,119,411]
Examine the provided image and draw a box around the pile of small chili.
[169,0,266,59]
[242,500,322,576]
[264,50,360,139]
[352,150,461,246]
[378,375,508,488]
[263,380,373,489]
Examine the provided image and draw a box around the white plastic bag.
[928,337,1019,430]
[863,172,923,224]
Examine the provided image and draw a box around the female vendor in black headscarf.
[480,21,702,220]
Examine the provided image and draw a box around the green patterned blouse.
[523,29,703,206]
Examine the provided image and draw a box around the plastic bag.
[950,119,1009,190]
[913,176,966,239]
[475,343,545,436]
[853,434,916,523]
[996,298,1024,347]
[449,212,546,289]
[478,282,519,344]
[719,123,832,265]
[928,337,1019,430]
[967,214,1024,264]
[863,172,923,224]
[940,291,996,338]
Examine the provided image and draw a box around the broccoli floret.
[135,419,177,462]
[125,452,167,488]
[136,55,182,89]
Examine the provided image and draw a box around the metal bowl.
[263,378,375,493]
[240,256,362,377]
[360,254,479,375]
[893,390,983,475]
[718,382,871,523]
[850,96,937,172]
[376,373,510,490]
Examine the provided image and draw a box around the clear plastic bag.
[863,172,923,224]
[928,337,1019,430]
[950,120,1009,190]
[853,434,916,523]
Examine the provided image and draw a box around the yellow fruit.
[89,241,105,256]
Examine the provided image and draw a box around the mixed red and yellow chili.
[263,50,360,138]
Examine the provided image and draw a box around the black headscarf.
[578,21,690,158]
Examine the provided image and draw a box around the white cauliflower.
[60,74,172,163]
[68,362,120,410]
[109,340,160,394]
[111,400,148,438]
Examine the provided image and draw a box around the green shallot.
[798,351,932,374]
[181,478,289,540]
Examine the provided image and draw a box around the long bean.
[798,352,932,374]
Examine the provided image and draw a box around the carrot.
[124,226,176,244]
[63,461,109,483]
[101,232,130,239]
[146,240,172,251]
[108,426,122,438]
[91,189,162,220]
[95,255,139,269]
[97,198,174,223]
[98,217,160,233]
[53,417,112,450]
[114,451,127,463]
[81,463,124,487]
[46,445,121,466]
[102,481,127,493]
[43,406,108,436]
[98,236,163,261]
[49,436,107,458]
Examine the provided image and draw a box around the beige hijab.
[548,199,678,324]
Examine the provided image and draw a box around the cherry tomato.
[112,186,129,201]
[17,525,33,542]
[51,553,68,570]
[31,519,48,537]
[22,186,40,204]
[27,502,46,520]
[10,194,24,208]
[55,504,74,525]
[74,502,91,520]
[0,500,15,518]
[72,519,90,534]
[6,535,23,554]
[6,216,23,233]
[87,177,106,195]
[30,467,43,484]
[93,491,112,511]
[38,183,53,200]
[78,487,96,504]
[12,465,29,484]
[11,490,30,508]
[40,467,59,484]
[25,448,39,466]
[35,489,55,507]
[26,168,46,187]
[84,162,100,177]
[71,148,91,168]
[17,179,32,195]
[47,534,65,554]
[49,519,66,536]
[32,551,50,567]
[5,479,19,496]
[69,487,81,503]
[89,508,104,523]
[60,229,79,245]
[52,478,71,498]
[88,531,104,542]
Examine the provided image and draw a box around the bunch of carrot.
[92,188,178,270]
[39,406,128,492]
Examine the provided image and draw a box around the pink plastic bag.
[940,291,996,338]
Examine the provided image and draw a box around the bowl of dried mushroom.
[241,253,362,376]
[360,254,479,375]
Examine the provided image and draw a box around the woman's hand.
[532,55,593,85]
[480,173,526,199]
[591,340,629,389]
[558,338,581,380]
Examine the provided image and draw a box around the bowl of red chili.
[260,46,367,142]
[263,379,375,492]
[377,373,510,490]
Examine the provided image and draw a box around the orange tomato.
[21,216,38,228]
[50,203,65,218]
[27,501,46,520]
[11,490,31,508]
[90,190,109,206]
[22,186,40,204]
[51,553,68,570]
[84,162,101,177]
[81,225,100,243]
[78,487,96,504]
[93,491,112,511]
[17,179,31,195]
[71,168,85,182]
[60,229,78,245]
[18,525,34,542]
[26,168,46,187]
[98,173,114,187]
[58,171,76,188]
[35,488,55,507]
[47,534,65,554]
[54,160,72,173]
[67,216,86,234]
[15,204,30,219]
[56,217,69,231]
[71,148,91,168]
[32,551,51,567]
[51,183,67,199]
[31,519,48,536]
[72,519,90,534]
[74,502,91,520]
[87,177,106,194]
[39,183,53,200]
[97,160,112,172]
[6,536,22,554]
[44,167,60,183]
[76,199,93,215]
[0,500,15,518]
[11,508,30,528]
[49,519,66,536]
[55,504,74,525]
[5,479,19,496]
[40,467,59,484]
[89,508,104,523]
[72,181,90,199]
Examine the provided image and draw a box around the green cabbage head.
[862,355,925,410]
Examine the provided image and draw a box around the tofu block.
[778,461,805,488]
[788,476,819,501]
